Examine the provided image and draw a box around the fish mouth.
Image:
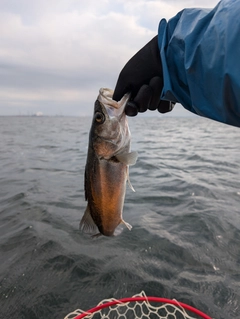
[98,88,130,118]
[98,88,118,108]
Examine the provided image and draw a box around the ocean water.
[0,116,239,319]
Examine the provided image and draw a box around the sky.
[0,0,220,116]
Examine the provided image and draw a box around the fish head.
[90,89,131,158]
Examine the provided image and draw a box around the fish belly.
[90,159,127,232]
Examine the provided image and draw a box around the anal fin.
[121,219,132,231]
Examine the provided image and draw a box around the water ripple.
[0,116,239,319]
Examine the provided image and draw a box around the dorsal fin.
[80,206,99,234]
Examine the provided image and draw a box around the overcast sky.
[0,0,220,116]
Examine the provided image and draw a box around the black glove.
[113,35,174,116]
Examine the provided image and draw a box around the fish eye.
[95,112,105,124]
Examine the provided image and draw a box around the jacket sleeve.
[158,0,240,127]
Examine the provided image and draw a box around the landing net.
[64,291,213,319]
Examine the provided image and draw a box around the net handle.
[73,296,212,319]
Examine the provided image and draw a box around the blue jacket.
[159,0,240,127]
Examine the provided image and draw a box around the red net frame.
[65,295,212,319]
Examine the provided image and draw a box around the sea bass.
[80,88,137,237]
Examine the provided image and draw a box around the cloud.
[0,0,220,115]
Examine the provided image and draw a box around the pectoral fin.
[80,206,99,234]
[116,151,138,166]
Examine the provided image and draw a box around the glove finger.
[133,84,152,113]
[113,35,161,102]
[148,76,163,111]
[157,100,175,113]
[113,80,128,102]
[125,101,138,116]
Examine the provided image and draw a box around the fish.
[80,88,138,237]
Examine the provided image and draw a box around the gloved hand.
[113,35,175,116]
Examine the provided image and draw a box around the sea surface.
[0,116,239,319]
